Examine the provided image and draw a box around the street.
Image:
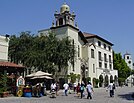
[0,86,133,103]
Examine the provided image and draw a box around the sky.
[0,0,134,60]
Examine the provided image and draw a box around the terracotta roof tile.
[0,61,25,68]
[83,32,113,46]
[83,32,96,38]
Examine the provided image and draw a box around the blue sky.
[0,0,134,60]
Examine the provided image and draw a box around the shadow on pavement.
[118,92,134,101]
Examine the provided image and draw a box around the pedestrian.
[73,82,77,93]
[43,81,47,96]
[50,81,56,98]
[50,81,56,91]
[56,81,60,96]
[86,81,94,99]
[63,82,69,96]
[107,81,115,97]
[80,83,85,98]
[36,83,41,97]
[76,83,81,97]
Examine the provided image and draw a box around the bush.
[0,74,8,93]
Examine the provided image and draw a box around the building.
[0,35,9,61]
[0,34,25,78]
[124,52,134,86]
[124,52,134,70]
[38,3,118,86]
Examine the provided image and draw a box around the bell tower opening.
[53,3,78,28]
[59,18,63,26]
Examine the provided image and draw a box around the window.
[104,44,106,49]
[109,64,112,70]
[109,55,111,63]
[98,41,101,46]
[127,56,129,59]
[93,64,95,73]
[104,53,107,62]
[98,51,102,60]
[108,46,111,51]
[105,63,107,68]
[59,18,63,25]
[99,62,102,68]
[91,49,94,58]
[78,45,80,57]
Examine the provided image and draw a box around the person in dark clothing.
[80,83,85,98]
[76,83,81,97]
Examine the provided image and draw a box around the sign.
[16,76,25,87]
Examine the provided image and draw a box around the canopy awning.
[31,75,53,79]
[26,71,52,77]
[0,61,25,68]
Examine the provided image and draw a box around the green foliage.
[113,52,131,80]
[86,77,91,83]
[118,77,126,86]
[131,70,134,75]
[93,78,99,87]
[0,74,8,93]
[67,73,80,83]
[9,31,76,75]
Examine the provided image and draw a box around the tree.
[67,73,80,83]
[132,69,134,75]
[0,74,8,93]
[113,52,131,85]
[9,31,76,76]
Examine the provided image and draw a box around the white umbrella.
[26,73,35,77]
[26,71,52,77]
[31,75,53,79]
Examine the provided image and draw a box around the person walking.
[80,83,85,98]
[76,83,81,97]
[36,83,41,97]
[63,82,69,96]
[86,81,94,99]
[107,81,115,97]
[56,81,60,96]
[73,82,77,93]
[42,81,47,96]
[50,81,56,98]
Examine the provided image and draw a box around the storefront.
[0,61,25,95]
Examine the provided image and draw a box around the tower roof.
[124,51,131,55]
[60,3,70,13]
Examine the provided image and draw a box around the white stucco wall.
[85,37,118,84]
[124,54,133,70]
[38,26,84,78]
[0,35,9,61]
[52,26,86,76]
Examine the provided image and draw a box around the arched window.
[59,18,63,25]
